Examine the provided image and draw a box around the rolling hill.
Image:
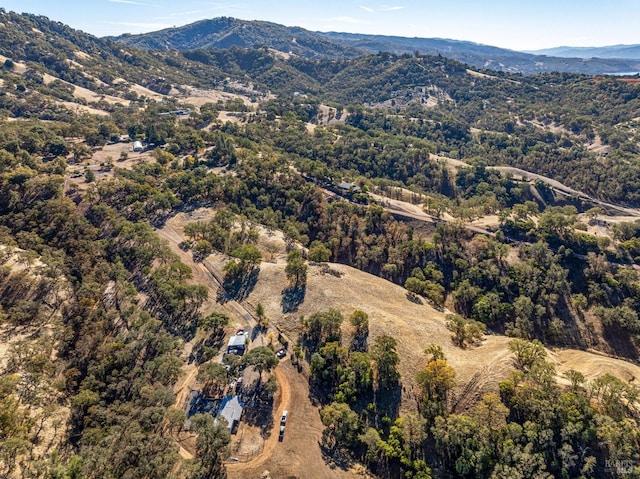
[530,44,640,60]
[113,16,640,75]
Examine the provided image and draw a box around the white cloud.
[358,5,404,14]
[108,0,146,5]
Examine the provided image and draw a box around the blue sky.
[2,0,639,51]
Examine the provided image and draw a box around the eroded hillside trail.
[155,224,262,338]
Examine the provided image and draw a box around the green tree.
[320,402,360,449]
[349,309,369,352]
[84,168,95,183]
[197,363,228,398]
[285,249,308,287]
[404,276,425,296]
[508,339,547,371]
[255,302,267,327]
[199,312,229,332]
[188,413,230,479]
[371,335,400,389]
[303,309,343,350]
[241,346,278,384]
[417,359,456,419]
[446,313,486,348]
[308,241,331,263]
[230,244,262,272]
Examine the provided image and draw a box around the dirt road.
[156,235,354,478]
[228,361,362,479]
[436,154,640,217]
[369,192,495,236]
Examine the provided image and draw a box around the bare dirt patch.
[40,72,128,106]
[228,362,361,479]
[0,54,27,74]
[553,348,640,384]
[58,100,111,116]
[64,143,159,194]
[179,85,255,107]
[466,69,496,79]
[128,82,167,101]
[217,111,248,125]
[73,50,92,61]
[471,214,500,229]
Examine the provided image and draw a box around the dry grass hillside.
[0,245,71,474]
[165,209,640,413]
[212,255,640,412]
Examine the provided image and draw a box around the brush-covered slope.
[114,17,361,58]
[0,10,228,98]
[113,16,640,75]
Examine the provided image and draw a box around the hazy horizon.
[2,0,639,51]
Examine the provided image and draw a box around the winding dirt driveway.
[157,222,361,478]
[228,361,360,479]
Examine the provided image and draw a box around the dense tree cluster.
[0,142,228,477]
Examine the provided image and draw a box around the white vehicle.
[280,410,288,425]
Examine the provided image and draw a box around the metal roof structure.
[218,395,244,432]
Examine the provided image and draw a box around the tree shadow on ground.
[320,443,356,472]
[406,292,423,304]
[350,332,369,353]
[281,285,306,313]
[372,381,402,427]
[219,268,259,302]
[241,379,275,437]
[604,323,639,361]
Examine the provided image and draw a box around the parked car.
[276,348,286,359]
[280,410,288,425]
[278,425,285,442]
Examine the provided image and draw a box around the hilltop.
[113,16,640,75]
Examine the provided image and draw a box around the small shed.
[227,333,247,355]
[217,395,244,433]
[132,141,143,152]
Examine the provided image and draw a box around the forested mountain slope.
[178,47,640,207]
[113,16,640,75]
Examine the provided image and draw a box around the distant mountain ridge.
[114,17,361,58]
[529,44,640,60]
[113,17,640,75]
